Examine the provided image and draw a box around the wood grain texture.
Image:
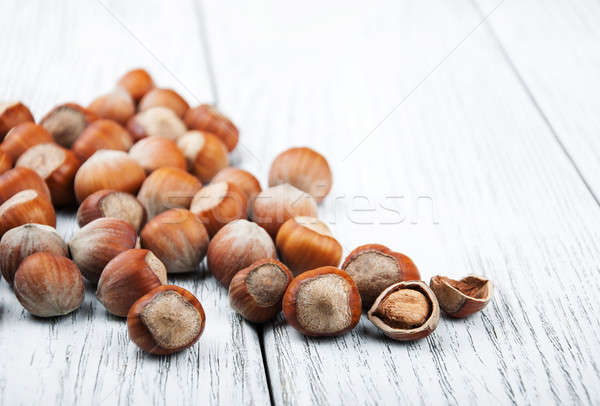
[0,1,269,405]
[201,0,600,404]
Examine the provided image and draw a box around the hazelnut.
[0,150,12,175]
[97,249,167,317]
[0,167,51,204]
[138,88,189,118]
[16,143,81,206]
[0,189,56,236]
[176,131,229,183]
[367,281,440,341]
[206,219,276,287]
[190,181,247,237]
[72,119,133,162]
[184,104,238,151]
[0,101,34,138]
[429,275,493,318]
[137,167,202,219]
[13,252,84,317]
[40,103,96,148]
[117,68,155,102]
[276,216,342,275]
[77,189,146,231]
[140,208,209,274]
[126,107,186,142]
[213,167,261,204]
[1,123,53,162]
[251,184,317,238]
[282,266,361,337]
[229,258,293,323]
[341,244,421,308]
[68,217,138,283]
[269,147,332,203]
[88,88,136,125]
[128,285,206,355]
[0,223,68,284]
[129,136,187,173]
[74,150,146,202]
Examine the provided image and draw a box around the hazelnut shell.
[429,275,493,318]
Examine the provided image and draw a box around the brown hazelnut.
[206,219,276,287]
[1,123,53,162]
[74,150,146,202]
[68,217,138,283]
[368,281,440,341]
[190,181,247,237]
[251,184,317,238]
[0,102,34,139]
[16,143,81,206]
[0,167,51,204]
[129,136,187,173]
[269,147,332,203]
[128,285,206,355]
[138,88,189,118]
[0,223,68,284]
[0,189,56,236]
[176,131,229,183]
[76,189,147,231]
[184,104,238,151]
[341,244,421,308]
[97,249,167,317]
[213,167,261,204]
[72,119,133,162]
[229,258,293,323]
[282,266,361,336]
[429,275,493,318]
[275,216,342,275]
[137,167,202,219]
[13,252,84,317]
[126,107,186,142]
[117,68,155,102]
[140,208,209,274]
[0,150,12,175]
[88,88,136,125]
[40,103,96,148]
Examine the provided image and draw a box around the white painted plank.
[473,0,600,200]
[0,1,269,405]
[202,0,600,404]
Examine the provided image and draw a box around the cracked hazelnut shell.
[14,252,84,317]
[229,258,293,323]
[368,281,439,341]
[40,103,96,148]
[184,104,238,151]
[76,189,146,231]
[341,244,420,308]
[276,216,342,275]
[140,208,209,274]
[269,147,332,203]
[283,266,361,337]
[207,219,276,287]
[1,122,53,162]
[128,285,206,355]
[430,275,493,318]
[97,249,168,317]
[0,102,34,139]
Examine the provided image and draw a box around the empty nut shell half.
[229,258,293,323]
[429,275,493,318]
[341,244,420,308]
[282,266,361,337]
[368,281,439,341]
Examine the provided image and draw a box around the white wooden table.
[1,1,599,404]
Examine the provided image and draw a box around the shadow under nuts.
[128,285,206,355]
[342,244,420,308]
[283,266,361,337]
[367,281,439,341]
[229,258,293,323]
[97,249,167,317]
[429,275,493,318]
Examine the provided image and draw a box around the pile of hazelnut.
[0,69,493,355]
